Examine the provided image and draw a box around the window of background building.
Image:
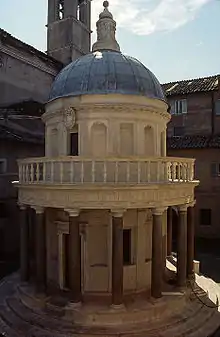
[173,126,185,136]
[170,99,187,115]
[211,163,220,177]
[0,159,7,174]
[123,229,131,265]
[200,209,212,226]
[215,100,220,115]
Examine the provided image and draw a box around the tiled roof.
[167,134,220,149]
[162,75,219,96]
[0,28,63,70]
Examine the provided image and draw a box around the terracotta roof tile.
[167,134,220,149]
[162,75,219,96]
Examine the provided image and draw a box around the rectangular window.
[170,99,187,115]
[70,133,79,156]
[123,229,131,265]
[173,126,185,136]
[200,209,212,226]
[0,159,7,174]
[211,163,220,177]
[215,100,220,115]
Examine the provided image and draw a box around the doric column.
[187,202,196,278]
[167,207,173,256]
[111,209,125,306]
[32,206,46,291]
[65,209,81,304]
[151,207,167,298]
[177,204,188,287]
[19,204,29,282]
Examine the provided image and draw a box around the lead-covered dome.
[49,51,165,102]
[48,1,166,103]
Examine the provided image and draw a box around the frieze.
[18,183,196,210]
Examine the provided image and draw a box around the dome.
[48,51,166,102]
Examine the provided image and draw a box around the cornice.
[0,44,59,76]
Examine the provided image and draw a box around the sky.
[0,0,219,83]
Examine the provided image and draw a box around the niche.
[144,126,154,156]
[120,123,134,156]
[91,123,107,157]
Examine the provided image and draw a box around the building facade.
[16,2,197,312]
[164,76,220,238]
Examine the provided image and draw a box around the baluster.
[70,161,74,183]
[171,162,176,181]
[43,162,46,182]
[36,163,40,182]
[156,161,160,182]
[147,161,151,182]
[25,164,29,182]
[177,162,181,181]
[92,161,95,183]
[18,165,22,182]
[126,161,130,183]
[81,161,84,183]
[22,165,25,182]
[137,161,141,184]
[183,163,187,181]
[115,161,118,183]
[103,161,107,183]
[30,164,34,182]
[190,162,194,181]
[60,162,63,183]
[51,161,54,183]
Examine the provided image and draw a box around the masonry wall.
[167,90,220,136]
[167,148,220,238]
[0,139,44,258]
[0,41,59,106]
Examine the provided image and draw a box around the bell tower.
[47,0,91,65]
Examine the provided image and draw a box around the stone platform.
[0,271,220,337]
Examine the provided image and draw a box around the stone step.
[161,302,215,337]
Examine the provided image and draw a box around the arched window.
[58,0,64,20]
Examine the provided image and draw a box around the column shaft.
[20,207,29,282]
[187,206,195,277]
[35,212,46,291]
[112,215,123,306]
[68,216,81,303]
[167,207,172,256]
[177,209,187,287]
[151,212,163,298]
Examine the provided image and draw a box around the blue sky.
[0,0,219,83]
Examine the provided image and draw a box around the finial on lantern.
[92,0,120,52]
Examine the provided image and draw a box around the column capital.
[31,206,44,214]
[188,200,196,208]
[111,209,126,218]
[152,207,168,216]
[65,209,80,217]
[178,204,188,212]
[18,203,26,211]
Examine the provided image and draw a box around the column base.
[110,303,125,311]
[68,301,82,309]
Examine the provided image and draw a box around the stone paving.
[0,270,220,337]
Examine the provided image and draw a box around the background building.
[164,76,220,238]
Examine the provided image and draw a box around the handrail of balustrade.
[17,156,195,164]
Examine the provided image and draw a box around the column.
[33,206,46,291]
[167,207,172,256]
[66,209,81,304]
[19,204,29,282]
[151,208,166,298]
[187,202,195,278]
[111,209,124,306]
[177,205,187,287]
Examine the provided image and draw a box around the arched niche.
[144,125,155,156]
[120,123,134,156]
[90,122,107,156]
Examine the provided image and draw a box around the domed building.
[4,2,220,337]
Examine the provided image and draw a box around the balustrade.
[18,157,195,185]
